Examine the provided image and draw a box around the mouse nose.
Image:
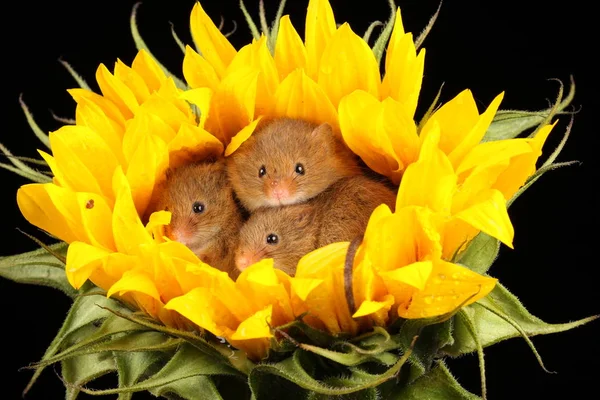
[235,251,259,272]
[171,228,192,247]
[271,187,290,200]
[270,179,279,187]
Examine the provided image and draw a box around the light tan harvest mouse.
[151,159,243,276]
[226,118,361,211]
[234,175,396,276]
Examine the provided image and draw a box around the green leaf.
[483,77,575,142]
[454,232,499,275]
[299,343,398,367]
[62,352,117,400]
[149,376,224,400]
[443,283,598,358]
[22,291,127,395]
[73,343,243,395]
[0,241,75,297]
[250,340,415,397]
[130,2,188,90]
[391,361,481,400]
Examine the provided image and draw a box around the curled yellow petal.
[379,261,433,291]
[65,242,111,289]
[182,45,220,91]
[168,124,224,169]
[353,295,394,322]
[107,269,161,301]
[305,0,336,78]
[224,117,262,156]
[274,15,307,79]
[318,23,381,108]
[399,260,497,319]
[146,210,171,242]
[179,87,213,128]
[271,69,338,130]
[230,305,273,340]
[190,2,236,78]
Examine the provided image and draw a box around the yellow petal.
[318,23,381,108]
[38,151,67,188]
[190,2,237,78]
[290,278,324,301]
[493,123,554,200]
[112,167,153,255]
[382,9,425,117]
[49,125,120,198]
[146,210,171,242]
[271,69,338,130]
[68,88,127,129]
[274,15,307,79]
[456,139,533,178]
[65,242,111,289]
[396,124,457,213]
[379,261,433,291]
[122,109,176,163]
[224,117,262,156]
[126,134,169,216]
[107,269,161,301]
[165,287,239,336]
[454,189,514,248]
[353,295,394,321]
[399,260,497,319]
[96,63,138,118]
[76,192,116,250]
[139,95,192,134]
[230,305,273,340]
[447,93,504,167]
[338,90,402,182]
[305,0,336,79]
[212,67,259,144]
[131,49,167,93]
[179,87,213,128]
[74,97,126,166]
[182,45,220,91]
[168,124,224,169]
[114,59,151,104]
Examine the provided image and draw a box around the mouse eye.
[259,165,267,178]
[192,201,205,214]
[295,163,305,175]
[266,233,279,245]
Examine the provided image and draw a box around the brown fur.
[150,159,243,277]
[235,204,319,276]
[226,118,361,211]
[235,175,396,276]
[314,175,397,247]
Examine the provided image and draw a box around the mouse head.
[235,204,316,276]
[227,118,359,211]
[154,160,238,254]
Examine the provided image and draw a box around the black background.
[1,0,597,399]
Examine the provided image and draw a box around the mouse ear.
[310,122,333,138]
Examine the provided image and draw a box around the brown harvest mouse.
[234,175,396,276]
[234,203,319,276]
[150,159,243,277]
[226,118,361,211]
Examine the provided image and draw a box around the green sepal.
[454,232,499,275]
[250,337,415,397]
[483,77,575,142]
[116,351,165,400]
[62,352,117,400]
[389,361,481,400]
[371,0,396,66]
[149,376,224,400]
[18,93,51,149]
[0,241,75,297]
[443,283,598,358]
[22,290,127,395]
[72,343,244,396]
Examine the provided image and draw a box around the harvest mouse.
[234,175,396,276]
[151,159,243,276]
[226,118,361,211]
[234,203,319,276]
